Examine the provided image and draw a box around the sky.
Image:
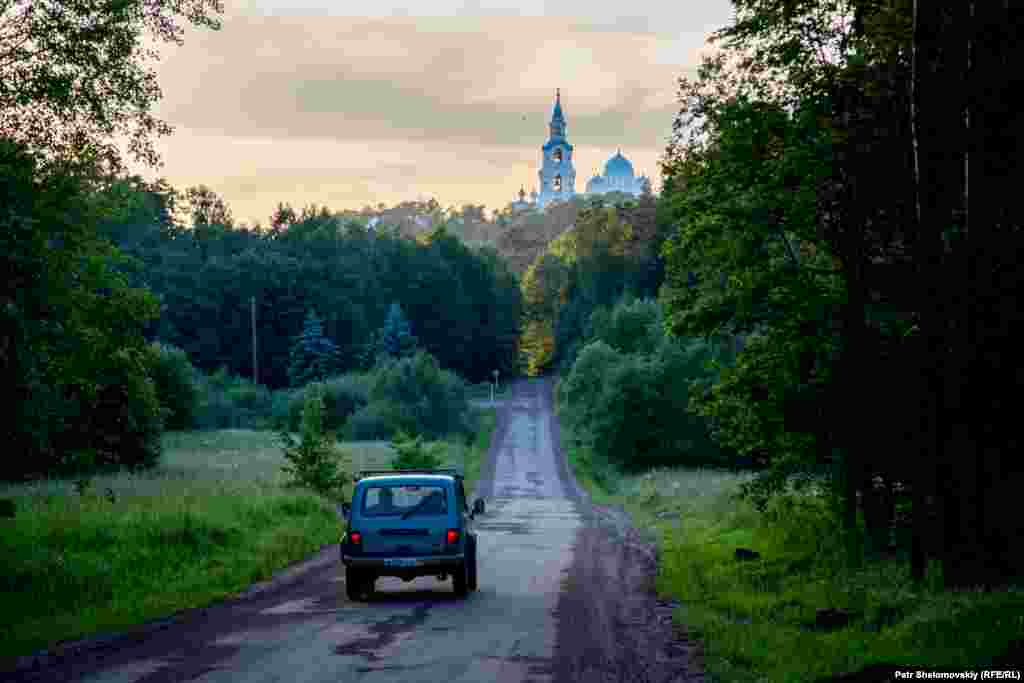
[135,0,736,226]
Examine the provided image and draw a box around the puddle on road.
[332,603,431,662]
[474,520,531,535]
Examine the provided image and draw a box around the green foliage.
[346,401,397,441]
[0,0,223,170]
[519,319,556,376]
[377,302,418,361]
[287,310,343,388]
[192,370,273,431]
[0,430,340,660]
[147,342,200,430]
[558,340,624,431]
[558,293,725,472]
[389,431,446,470]
[368,351,470,439]
[0,139,162,481]
[278,383,348,498]
[275,373,372,434]
[98,198,520,390]
[590,296,663,355]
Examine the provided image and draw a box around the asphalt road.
[7,377,703,683]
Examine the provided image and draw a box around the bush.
[320,373,371,432]
[272,373,371,434]
[558,340,623,431]
[270,387,298,430]
[146,342,200,430]
[368,351,470,439]
[390,431,446,470]
[592,296,663,355]
[193,371,273,430]
[55,346,164,474]
[347,401,397,440]
[278,382,348,498]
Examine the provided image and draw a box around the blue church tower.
[537,89,575,207]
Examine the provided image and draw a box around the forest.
[520,0,1024,594]
[1,0,1022,674]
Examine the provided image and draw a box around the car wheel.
[346,567,370,601]
[453,560,469,597]
[467,537,478,592]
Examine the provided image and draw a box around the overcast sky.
[137,0,735,225]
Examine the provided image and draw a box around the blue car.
[340,469,485,600]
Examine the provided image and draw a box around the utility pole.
[251,295,258,385]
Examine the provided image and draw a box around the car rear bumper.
[341,553,464,572]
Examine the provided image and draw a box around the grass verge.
[557,410,1024,681]
[0,430,357,662]
[462,406,496,497]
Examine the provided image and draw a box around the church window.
[553,148,562,162]
[554,175,562,191]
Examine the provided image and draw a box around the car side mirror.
[472,499,485,516]
[341,502,351,519]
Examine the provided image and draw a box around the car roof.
[358,474,455,484]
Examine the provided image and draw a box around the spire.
[549,88,565,139]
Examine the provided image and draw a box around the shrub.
[320,373,371,431]
[278,382,348,498]
[55,346,164,473]
[146,342,200,430]
[273,373,371,434]
[558,340,623,431]
[270,387,297,430]
[390,431,446,470]
[585,337,723,471]
[193,371,273,430]
[368,351,469,439]
[593,296,663,355]
[347,401,397,440]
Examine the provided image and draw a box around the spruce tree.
[378,302,418,360]
[288,309,342,387]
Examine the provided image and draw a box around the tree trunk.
[909,0,961,585]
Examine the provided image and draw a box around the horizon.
[127,1,734,227]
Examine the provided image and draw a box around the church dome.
[604,150,634,178]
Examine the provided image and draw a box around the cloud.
[141,3,734,223]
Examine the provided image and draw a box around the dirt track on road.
[3,377,704,683]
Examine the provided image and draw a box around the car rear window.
[360,484,448,517]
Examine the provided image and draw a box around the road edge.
[0,537,342,677]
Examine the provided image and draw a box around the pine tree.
[288,309,342,387]
[377,302,418,360]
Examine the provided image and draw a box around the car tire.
[467,537,478,592]
[346,567,369,601]
[453,560,469,597]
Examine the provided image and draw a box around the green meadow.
[561,422,1024,682]
[0,409,495,661]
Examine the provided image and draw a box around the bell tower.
[537,88,575,207]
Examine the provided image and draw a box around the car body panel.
[340,472,477,581]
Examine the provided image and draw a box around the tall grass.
[0,430,349,661]
[562,436,1024,681]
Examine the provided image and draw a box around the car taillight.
[349,531,362,544]
[446,529,459,544]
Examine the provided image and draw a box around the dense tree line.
[0,0,522,481]
[1,0,226,480]
[91,178,522,391]
[518,190,668,375]
[656,0,1023,588]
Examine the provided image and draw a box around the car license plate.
[384,558,419,567]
